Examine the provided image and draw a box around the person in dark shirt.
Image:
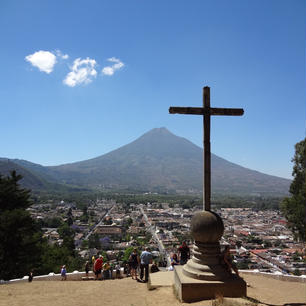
[85,261,90,277]
[129,248,140,280]
[150,261,160,273]
[28,271,33,282]
[178,241,190,265]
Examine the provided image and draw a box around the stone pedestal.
[174,211,247,302]
[174,266,246,302]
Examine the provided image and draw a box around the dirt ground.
[0,274,305,306]
[242,273,306,305]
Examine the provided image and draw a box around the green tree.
[293,268,301,276]
[88,233,101,249]
[0,171,44,280]
[122,246,135,263]
[38,223,82,274]
[80,206,89,223]
[39,242,84,274]
[281,138,306,241]
[67,208,73,226]
[40,217,63,228]
[81,239,89,250]
[58,223,74,238]
[0,172,84,279]
[58,223,75,256]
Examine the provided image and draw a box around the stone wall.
[3,269,305,284]
[240,270,306,283]
[5,269,124,284]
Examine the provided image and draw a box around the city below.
[28,198,305,277]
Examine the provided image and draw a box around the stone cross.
[169,86,244,211]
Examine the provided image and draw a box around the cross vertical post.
[203,86,211,211]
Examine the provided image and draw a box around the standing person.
[178,241,190,265]
[94,255,103,280]
[140,247,153,283]
[92,256,96,275]
[28,271,34,282]
[61,265,67,281]
[85,261,90,277]
[129,248,140,280]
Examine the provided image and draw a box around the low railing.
[240,270,306,283]
[2,269,124,284]
[2,268,305,284]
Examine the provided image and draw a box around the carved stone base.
[183,242,229,281]
[174,265,247,302]
[173,211,247,302]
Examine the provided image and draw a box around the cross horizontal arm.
[210,108,244,116]
[169,107,244,116]
[169,107,204,115]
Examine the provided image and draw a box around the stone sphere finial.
[191,211,224,243]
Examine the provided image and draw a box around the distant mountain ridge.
[0,159,50,190]
[0,159,87,193]
[0,128,291,196]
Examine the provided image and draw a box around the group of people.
[58,242,238,283]
[170,241,191,268]
[169,242,239,277]
[91,255,122,280]
[128,247,153,283]
[92,247,154,283]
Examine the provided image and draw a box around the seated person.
[103,262,111,279]
[222,245,240,277]
[171,253,179,266]
[150,262,160,273]
[115,263,121,278]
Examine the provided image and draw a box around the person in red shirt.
[94,255,103,280]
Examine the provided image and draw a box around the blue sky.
[0,0,305,179]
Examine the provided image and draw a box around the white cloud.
[102,57,124,76]
[25,50,57,74]
[55,49,69,60]
[25,51,122,87]
[63,57,97,87]
[102,66,115,76]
